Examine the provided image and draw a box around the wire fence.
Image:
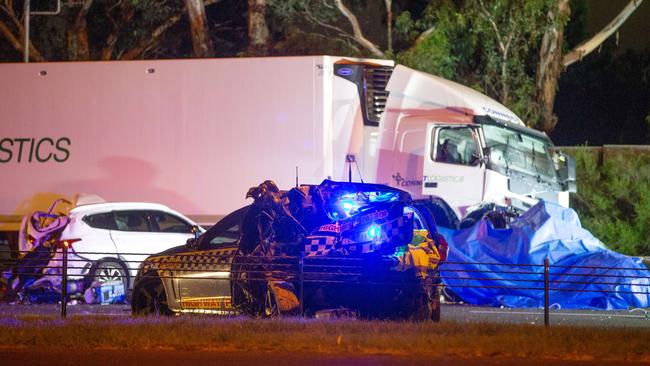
[1,247,650,325]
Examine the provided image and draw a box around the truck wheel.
[91,260,129,290]
[131,274,171,316]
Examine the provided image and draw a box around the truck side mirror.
[556,152,577,193]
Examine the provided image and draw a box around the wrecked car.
[1,199,72,303]
[131,180,448,321]
[1,199,203,305]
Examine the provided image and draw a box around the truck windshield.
[482,124,556,181]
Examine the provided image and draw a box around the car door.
[146,210,196,252]
[110,210,192,278]
[176,207,246,312]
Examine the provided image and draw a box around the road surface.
[1,303,648,327]
[0,349,647,366]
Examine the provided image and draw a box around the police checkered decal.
[147,249,237,273]
[382,217,404,239]
[305,236,336,256]
[304,215,413,256]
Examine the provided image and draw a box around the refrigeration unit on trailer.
[0,56,575,250]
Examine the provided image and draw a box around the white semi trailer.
[0,55,575,249]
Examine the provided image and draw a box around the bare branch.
[67,0,94,60]
[120,14,182,60]
[302,6,358,45]
[108,0,221,60]
[0,2,23,33]
[415,27,435,44]
[101,2,135,60]
[0,4,46,61]
[3,0,13,14]
[477,0,505,54]
[0,20,21,51]
[334,0,384,57]
[563,0,644,67]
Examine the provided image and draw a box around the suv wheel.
[91,260,129,289]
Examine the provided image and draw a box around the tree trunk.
[535,0,643,132]
[66,0,93,61]
[247,0,269,55]
[534,0,570,133]
[185,0,214,58]
[384,0,392,53]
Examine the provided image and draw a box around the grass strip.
[0,316,648,361]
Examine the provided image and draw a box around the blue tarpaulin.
[439,201,650,309]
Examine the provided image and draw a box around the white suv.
[58,202,203,289]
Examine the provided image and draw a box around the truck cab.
[346,63,577,223]
[421,116,576,217]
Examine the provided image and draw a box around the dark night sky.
[548,1,650,146]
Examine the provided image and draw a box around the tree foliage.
[571,149,650,255]
[397,0,571,127]
[0,0,643,138]
[268,0,560,126]
[268,0,390,57]
[0,0,249,61]
[393,2,462,80]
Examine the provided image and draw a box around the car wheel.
[431,285,441,322]
[92,260,129,289]
[409,281,441,322]
[263,284,280,317]
[131,274,172,316]
[409,292,432,322]
[261,281,300,317]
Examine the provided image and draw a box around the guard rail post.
[61,243,68,319]
[299,252,304,317]
[544,258,549,327]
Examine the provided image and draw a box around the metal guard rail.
[2,249,650,325]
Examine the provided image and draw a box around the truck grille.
[363,66,393,126]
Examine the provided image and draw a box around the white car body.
[57,202,203,287]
